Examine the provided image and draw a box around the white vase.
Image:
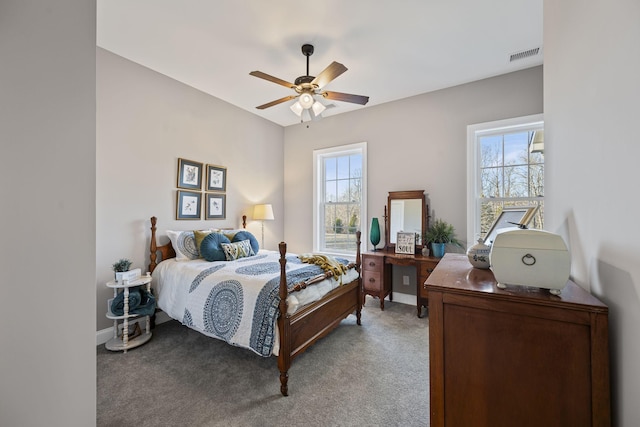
[467,238,491,269]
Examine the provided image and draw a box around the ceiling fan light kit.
[250,44,369,122]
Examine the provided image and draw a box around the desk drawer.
[362,255,384,272]
[363,270,383,292]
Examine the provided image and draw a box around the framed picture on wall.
[176,190,202,220]
[205,193,226,220]
[177,158,203,190]
[206,165,227,192]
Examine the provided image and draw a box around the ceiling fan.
[250,44,369,120]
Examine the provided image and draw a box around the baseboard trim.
[389,292,416,306]
[364,291,415,308]
[96,311,172,346]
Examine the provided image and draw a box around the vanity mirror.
[384,190,428,252]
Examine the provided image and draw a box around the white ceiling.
[97,0,543,127]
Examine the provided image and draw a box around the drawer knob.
[369,262,375,267]
[369,278,375,282]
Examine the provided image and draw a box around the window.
[313,142,367,256]
[467,115,544,244]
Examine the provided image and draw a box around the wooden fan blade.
[311,62,348,89]
[249,71,296,89]
[256,95,297,110]
[321,91,369,105]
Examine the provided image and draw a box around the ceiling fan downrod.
[301,44,314,77]
[294,44,316,86]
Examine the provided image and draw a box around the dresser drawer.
[419,261,439,298]
[362,270,383,292]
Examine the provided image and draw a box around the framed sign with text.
[395,232,416,254]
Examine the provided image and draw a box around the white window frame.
[313,142,367,257]
[467,114,544,245]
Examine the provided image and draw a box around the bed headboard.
[149,215,247,273]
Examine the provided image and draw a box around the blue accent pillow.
[200,232,231,262]
[231,230,259,254]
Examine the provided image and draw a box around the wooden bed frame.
[148,216,362,396]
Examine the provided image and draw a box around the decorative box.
[116,268,141,283]
[490,229,571,295]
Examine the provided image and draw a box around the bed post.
[149,216,158,274]
[277,242,290,396]
[355,230,362,326]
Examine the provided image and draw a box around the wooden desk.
[362,250,439,317]
[426,254,610,427]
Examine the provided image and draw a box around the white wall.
[0,2,96,426]
[283,67,543,294]
[96,49,284,330]
[544,1,640,425]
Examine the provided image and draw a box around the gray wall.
[96,48,284,330]
[544,0,640,424]
[283,66,543,295]
[0,2,96,426]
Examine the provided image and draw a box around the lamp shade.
[311,100,326,116]
[290,101,303,117]
[253,204,274,221]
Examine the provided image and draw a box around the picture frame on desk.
[395,232,416,254]
[484,206,539,245]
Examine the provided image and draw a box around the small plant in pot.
[423,219,461,258]
[112,258,132,282]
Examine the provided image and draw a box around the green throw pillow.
[193,230,213,256]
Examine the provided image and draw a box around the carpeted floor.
[97,299,430,427]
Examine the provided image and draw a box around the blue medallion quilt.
[153,250,358,357]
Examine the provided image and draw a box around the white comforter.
[152,250,359,356]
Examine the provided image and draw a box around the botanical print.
[182,195,199,215]
[210,170,222,188]
[210,196,222,215]
[183,165,199,185]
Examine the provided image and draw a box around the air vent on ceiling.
[509,47,540,62]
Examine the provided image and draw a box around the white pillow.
[166,230,199,261]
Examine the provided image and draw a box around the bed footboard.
[276,231,362,396]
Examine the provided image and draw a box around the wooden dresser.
[362,250,439,316]
[426,254,610,427]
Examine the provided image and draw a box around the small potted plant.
[423,219,461,258]
[112,258,132,282]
